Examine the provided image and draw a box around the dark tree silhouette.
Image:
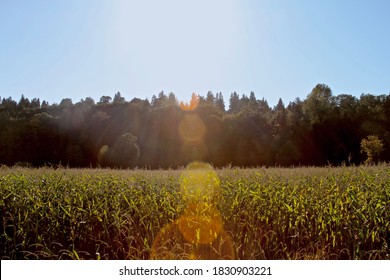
[0,85,389,168]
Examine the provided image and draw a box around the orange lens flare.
[150,162,235,260]
[178,203,222,244]
[179,93,200,111]
[178,113,206,142]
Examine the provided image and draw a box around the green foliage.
[361,135,384,164]
[1,166,389,260]
[303,84,334,125]
[99,133,140,168]
[1,87,390,167]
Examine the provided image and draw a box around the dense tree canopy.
[1,85,389,168]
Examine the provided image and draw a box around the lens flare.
[179,93,199,111]
[177,203,222,244]
[180,142,208,162]
[150,162,235,260]
[178,113,206,142]
[179,161,220,203]
[178,93,209,161]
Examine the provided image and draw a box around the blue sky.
[0,0,389,107]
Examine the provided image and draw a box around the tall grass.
[1,165,389,259]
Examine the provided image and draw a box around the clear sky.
[1,0,389,107]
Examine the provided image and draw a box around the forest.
[1,83,389,168]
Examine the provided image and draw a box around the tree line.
[1,84,389,168]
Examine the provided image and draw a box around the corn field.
[1,164,389,260]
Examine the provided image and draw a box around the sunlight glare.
[179,161,220,203]
[179,93,199,111]
[150,161,234,259]
[178,113,206,142]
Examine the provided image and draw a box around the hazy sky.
[1,0,389,106]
